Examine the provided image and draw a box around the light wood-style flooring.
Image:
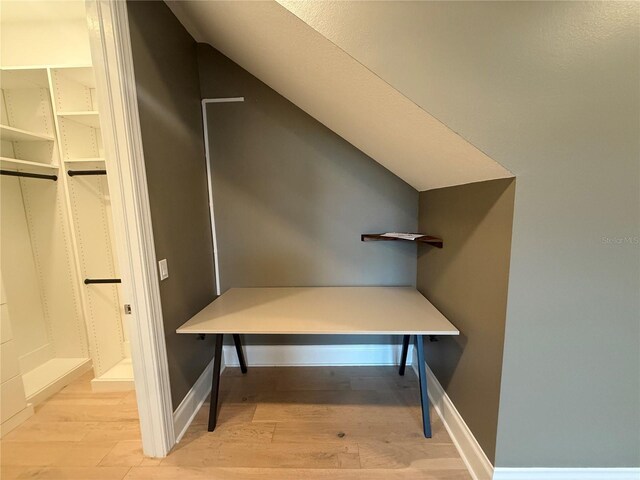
[1,366,471,479]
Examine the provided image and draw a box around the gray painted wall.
[417,178,515,463]
[284,1,640,467]
[197,45,418,345]
[127,1,216,409]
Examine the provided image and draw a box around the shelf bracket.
[361,233,443,248]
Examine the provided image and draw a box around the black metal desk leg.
[415,335,432,438]
[399,335,410,376]
[208,334,224,432]
[233,334,248,374]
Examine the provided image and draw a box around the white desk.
[177,287,459,335]
[177,287,459,438]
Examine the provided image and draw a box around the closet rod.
[84,278,122,285]
[0,170,58,181]
[68,170,107,177]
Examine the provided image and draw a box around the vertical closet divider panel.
[0,87,11,159]
[101,174,129,357]
[46,67,94,375]
[50,67,127,379]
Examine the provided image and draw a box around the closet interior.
[0,3,133,437]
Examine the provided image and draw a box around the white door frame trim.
[86,0,175,457]
[201,97,245,295]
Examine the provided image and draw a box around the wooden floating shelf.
[0,124,55,142]
[0,157,59,173]
[361,233,443,248]
[57,111,101,128]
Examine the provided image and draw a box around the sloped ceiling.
[166,0,512,191]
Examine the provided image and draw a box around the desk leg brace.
[208,334,248,432]
[398,335,410,376]
[208,334,224,432]
[232,334,248,374]
[415,335,432,438]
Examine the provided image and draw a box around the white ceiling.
[167,0,512,191]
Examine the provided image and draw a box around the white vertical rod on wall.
[201,98,244,296]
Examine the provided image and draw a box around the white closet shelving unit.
[1,67,91,406]
[50,66,132,391]
[0,69,57,171]
[0,64,132,417]
[0,2,134,439]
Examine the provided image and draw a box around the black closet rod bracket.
[68,170,107,177]
[84,278,122,285]
[1,170,58,181]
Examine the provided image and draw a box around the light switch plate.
[158,259,169,281]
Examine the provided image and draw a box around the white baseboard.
[172,355,225,442]
[91,378,135,393]
[222,343,412,367]
[492,468,640,480]
[411,348,493,480]
[0,404,34,438]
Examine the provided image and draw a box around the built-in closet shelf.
[1,65,91,73]
[0,157,59,173]
[57,111,100,128]
[91,358,135,392]
[0,124,55,142]
[51,66,96,87]
[361,233,444,248]
[64,157,105,164]
[22,357,92,406]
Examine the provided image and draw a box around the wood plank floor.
[1,366,471,479]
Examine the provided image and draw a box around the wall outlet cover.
[158,259,169,280]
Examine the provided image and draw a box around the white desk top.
[177,287,459,336]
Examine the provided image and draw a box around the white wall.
[0,178,52,372]
[281,0,640,468]
[0,0,89,68]
[0,19,91,67]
